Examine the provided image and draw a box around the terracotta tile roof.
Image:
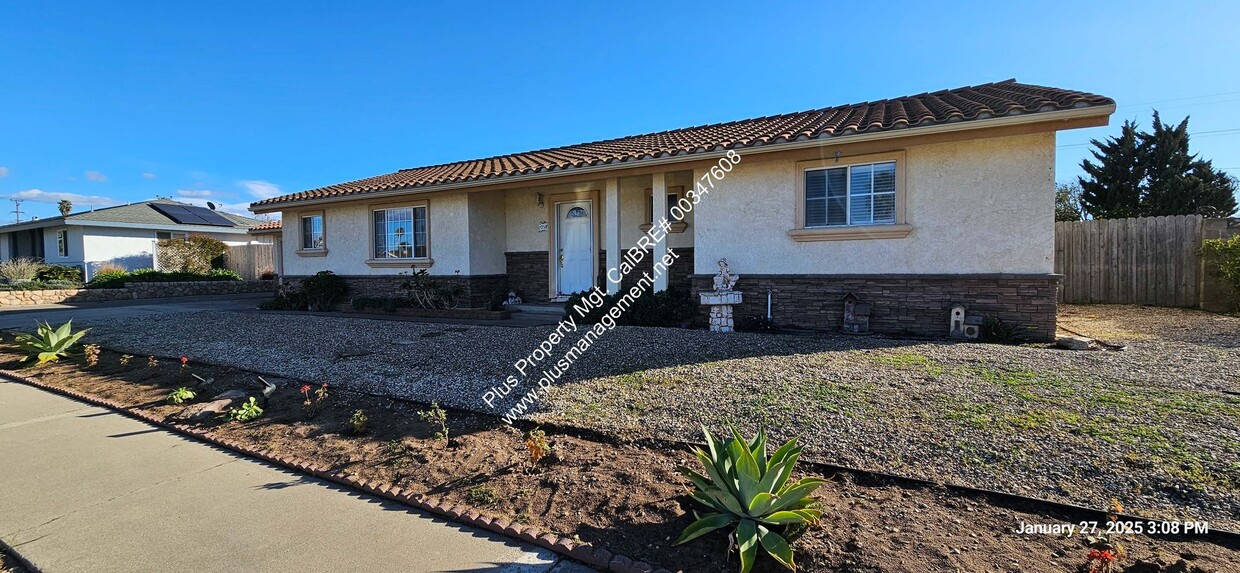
[247,219,282,233]
[253,79,1112,210]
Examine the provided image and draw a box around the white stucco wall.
[41,226,86,266]
[468,190,507,275]
[692,132,1056,275]
[81,227,157,269]
[281,194,472,276]
[501,172,694,255]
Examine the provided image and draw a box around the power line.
[1057,127,1240,148]
[1116,90,1240,109]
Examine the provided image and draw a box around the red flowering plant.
[301,383,328,417]
[180,356,190,375]
[1084,499,1127,573]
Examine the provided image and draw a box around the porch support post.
[604,177,621,295]
[651,172,669,292]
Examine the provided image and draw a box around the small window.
[372,205,427,259]
[804,161,897,227]
[301,214,324,250]
[56,230,68,257]
[156,231,188,240]
[645,186,685,223]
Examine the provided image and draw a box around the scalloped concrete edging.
[0,369,671,573]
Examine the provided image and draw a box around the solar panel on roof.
[150,203,236,227]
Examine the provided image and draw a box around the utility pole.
[10,199,22,223]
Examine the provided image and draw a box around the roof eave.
[250,104,1115,214]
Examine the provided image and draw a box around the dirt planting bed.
[3,347,1236,573]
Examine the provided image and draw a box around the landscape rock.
[174,389,246,422]
[1055,335,1093,350]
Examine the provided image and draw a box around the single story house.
[251,79,1115,340]
[0,199,266,280]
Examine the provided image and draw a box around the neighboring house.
[250,80,1115,340]
[247,219,284,276]
[0,199,265,279]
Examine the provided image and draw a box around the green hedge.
[86,268,243,289]
[0,280,84,292]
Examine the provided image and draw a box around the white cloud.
[85,170,107,182]
[142,172,157,180]
[239,179,282,199]
[7,189,118,207]
[176,189,213,198]
[178,196,254,216]
[0,167,9,178]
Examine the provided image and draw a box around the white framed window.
[300,214,325,250]
[156,231,188,240]
[804,161,897,227]
[372,205,427,259]
[56,230,68,257]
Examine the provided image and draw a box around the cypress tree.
[1078,111,1238,219]
[1078,120,1144,219]
[1140,112,1198,216]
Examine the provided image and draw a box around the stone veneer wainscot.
[690,274,1060,341]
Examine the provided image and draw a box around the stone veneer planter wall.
[689,273,1060,341]
[0,280,277,308]
[284,274,508,309]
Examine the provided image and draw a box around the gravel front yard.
[80,305,1240,530]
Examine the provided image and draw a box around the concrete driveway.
[0,380,590,573]
[0,293,268,331]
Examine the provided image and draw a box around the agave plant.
[12,320,90,365]
[676,426,824,573]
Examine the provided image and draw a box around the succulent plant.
[676,426,824,572]
[12,320,89,365]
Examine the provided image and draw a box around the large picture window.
[804,161,897,227]
[372,205,427,259]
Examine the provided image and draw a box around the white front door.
[555,200,594,296]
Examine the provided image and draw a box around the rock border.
[0,369,668,573]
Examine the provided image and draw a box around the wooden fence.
[1054,215,1206,306]
[225,242,276,280]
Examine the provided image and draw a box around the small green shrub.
[346,409,368,435]
[399,269,462,309]
[258,285,308,310]
[0,280,83,291]
[418,402,448,441]
[207,268,243,281]
[465,485,499,506]
[37,264,83,283]
[981,317,1030,344]
[167,387,197,405]
[1201,235,1240,309]
[564,287,696,328]
[12,320,90,365]
[676,426,824,573]
[384,439,408,458]
[0,258,44,282]
[299,271,348,311]
[228,397,264,422]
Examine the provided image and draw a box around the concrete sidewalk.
[0,380,588,573]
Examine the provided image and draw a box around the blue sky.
[2,1,1237,221]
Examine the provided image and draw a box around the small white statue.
[713,258,739,292]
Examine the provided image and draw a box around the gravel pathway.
[80,305,1240,530]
